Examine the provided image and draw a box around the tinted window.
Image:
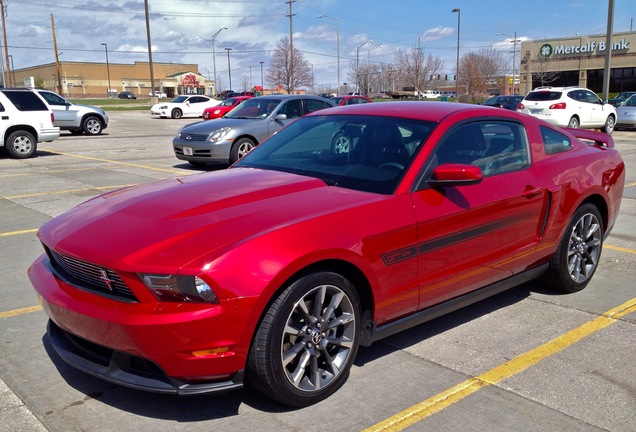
[38,91,67,106]
[541,126,572,154]
[2,91,48,111]
[305,99,333,113]
[434,121,530,176]
[525,91,562,101]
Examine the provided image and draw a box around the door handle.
[522,187,544,199]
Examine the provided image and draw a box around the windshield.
[233,115,435,194]
[225,98,282,119]
[171,96,188,103]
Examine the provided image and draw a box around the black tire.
[70,130,84,135]
[567,116,579,128]
[171,108,183,119]
[544,203,603,293]
[82,116,103,135]
[246,272,361,407]
[230,138,255,163]
[602,115,615,135]
[5,130,37,159]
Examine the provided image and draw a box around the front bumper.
[173,139,232,164]
[28,253,255,395]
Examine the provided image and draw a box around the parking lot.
[1,110,635,432]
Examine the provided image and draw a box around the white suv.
[0,89,60,159]
[517,86,616,134]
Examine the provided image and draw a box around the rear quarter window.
[541,126,572,154]
[2,91,48,111]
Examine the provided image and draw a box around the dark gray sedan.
[173,94,335,165]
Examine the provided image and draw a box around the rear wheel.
[247,272,361,406]
[602,115,615,134]
[567,116,580,128]
[5,130,37,159]
[82,116,103,135]
[230,138,255,163]
[544,204,603,293]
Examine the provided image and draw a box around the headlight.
[159,105,168,110]
[213,109,221,114]
[209,127,232,143]
[139,274,218,303]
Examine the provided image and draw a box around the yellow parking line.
[5,184,136,199]
[604,244,636,255]
[364,297,636,432]
[48,150,189,174]
[0,305,42,319]
[0,228,38,237]
[625,181,636,188]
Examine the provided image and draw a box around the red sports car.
[202,95,252,120]
[330,95,373,106]
[29,102,625,407]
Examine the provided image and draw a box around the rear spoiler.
[564,128,615,148]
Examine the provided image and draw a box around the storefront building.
[11,61,214,99]
[519,31,636,95]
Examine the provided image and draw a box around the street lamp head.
[101,42,107,47]
[452,8,460,12]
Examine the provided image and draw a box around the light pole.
[259,61,264,92]
[101,43,111,97]
[452,8,460,98]
[225,47,232,91]
[212,27,227,96]
[318,15,340,94]
[497,32,520,94]
[356,41,372,93]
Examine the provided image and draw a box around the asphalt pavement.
[1,111,635,432]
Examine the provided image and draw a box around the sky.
[4,0,635,91]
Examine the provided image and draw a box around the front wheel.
[5,130,37,159]
[83,116,103,135]
[567,116,580,128]
[544,204,603,293]
[171,108,183,119]
[247,272,361,407]
[230,138,255,163]
[602,115,615,134]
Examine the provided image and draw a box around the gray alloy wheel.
[230,138,255,163]
[83,116,103,135]
[545,204,603,293]
[567,116,580,128]
[331,132,351,154]
[171,108,183,119]
[247,272,361,406]
[602,115,615,134]
[5,130,37,159]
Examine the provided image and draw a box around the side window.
[434,121,529,176]
[40,92,66,106]
[2,92,48,111]
[305,99,332,114]
[280,100,303,118]
[583,91,601,104]
[541,126,572,154]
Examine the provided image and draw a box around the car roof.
[309,101,510,122]
[254,94,324,101]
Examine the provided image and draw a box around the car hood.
[38,168,379,272]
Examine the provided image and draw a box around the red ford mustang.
[29,102,625,407]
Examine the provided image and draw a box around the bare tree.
[532,55,560,87]
[459,47,507,100]
[393,47,444,97]
[266,37,312,94]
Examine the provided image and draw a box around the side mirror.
[274,113,288,121]
[426,164,483,188]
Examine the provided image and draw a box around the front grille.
[45,246,138,302]
[178,133,209,142]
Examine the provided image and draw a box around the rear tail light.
[549,102,567,109]
[51,113,55,122]
[517,103,525,110]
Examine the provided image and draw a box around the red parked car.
[329,95,373,106]
[202,95,252,120]
[29,102,625,407]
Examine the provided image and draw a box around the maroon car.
[29,102,624,407]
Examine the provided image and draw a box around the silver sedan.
[616,94,636,130]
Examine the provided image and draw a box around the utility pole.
[144,0,156,103]
[1,0,12,87]
[286,0,295,92]
[51,14,62,95]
